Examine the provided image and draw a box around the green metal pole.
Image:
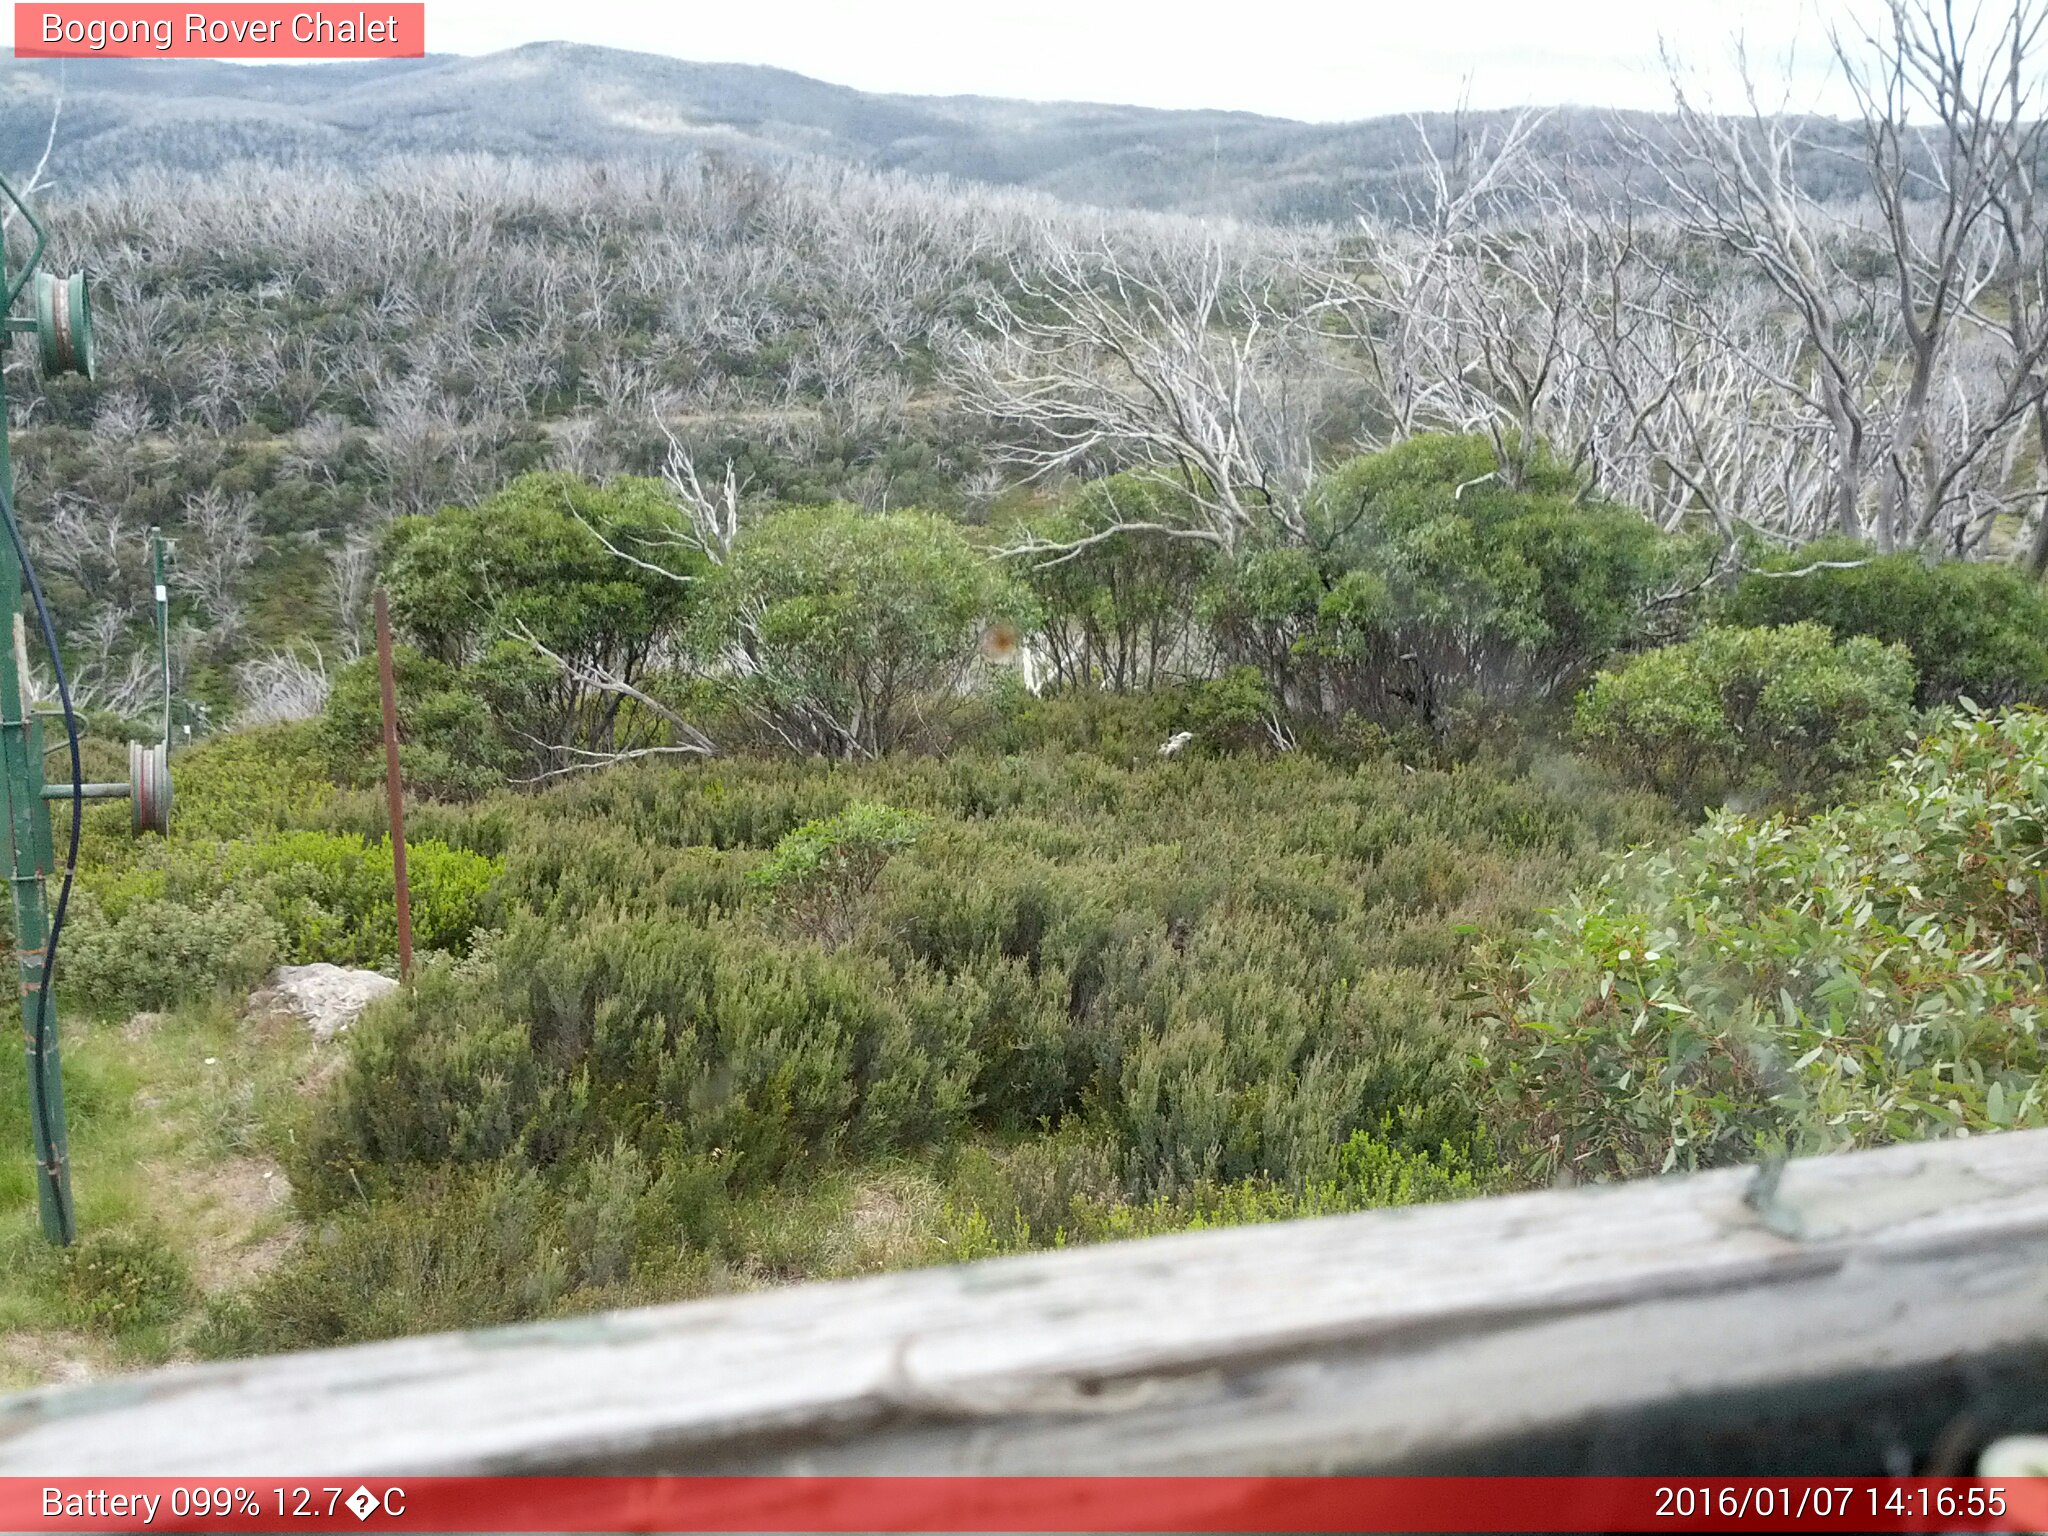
[0,220,71,1244]
[151,527,169,751]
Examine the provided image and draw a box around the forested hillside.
[4,1,2048,1386]
[0,43,1873,221]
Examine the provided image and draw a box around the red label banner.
[2,1477,2046,1533]
[14,5,424,58]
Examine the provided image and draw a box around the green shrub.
[206,1145,739,1355]
[380,472,708,779]
[943,1122,1496,1255]
[63,890,280,1014]
[77,828,500,1003]
[60,1228,194,1334]
[1204,434,1693,727]
[385,471,702,670]
[696,505,1031,757]
[217,831,501,965]
[1015,474,1217,692]
[749,802,929,943]
[295,744,1669,1220]
[322,646,506,802]
[155,723,335,839]
[1198,544,1335,709]
[204,1165,570,1353]
[1174,666,1284,753]
[1076,1123,1495,1238]
[1573,624,1916,809]
[177,685,1678,1348]
[1721,538,2048,706]
[1481,707,2048,1183]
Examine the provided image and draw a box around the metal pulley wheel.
[33,271,93,380]
[128,739,170,836]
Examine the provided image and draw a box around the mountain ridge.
[0,40,1703,220]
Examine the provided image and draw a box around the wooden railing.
[6,1129,2048,1476]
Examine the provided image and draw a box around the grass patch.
[0,998,317,1387]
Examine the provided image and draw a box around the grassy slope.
[0,999,313,1389]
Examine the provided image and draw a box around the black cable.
[0,479,77,1242]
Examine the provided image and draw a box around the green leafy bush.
[941,1120,1496,1256]
[220,832,503,965]
[1015,474,1217,692]
[1204,434,1691,726]
[62,891,280,1014]
[1574,624,1916,809]
[1175,666,1284,753]
[60,1228,194,1334]
[322,646,506,802]
[1721,538,2048,706]
[1198,544,1336,709]
[153,724,336,839]
[749,802,929,943]
[202,1166,578,1355]
[1481,707,2048,1183]
[380,472,707,779]
[293,743,1668,1232]
[78,828,500,994]
[696,505,1031,757]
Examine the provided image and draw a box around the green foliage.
[385,472,701,669]
[749,802,929,942]
[1199,546,1327,701]
[939,1120,1496,1255]
[1177,666,1283,753]
[1481,708,2048,1183]
[1574,624,1917,810]
[697,505,1030,757]
[202,1165,597,1355]
[217,832,501,965]
[380,473,707,777]
[60,720,497,1014]
[71,828,499,1007]
[1721,538,2048,707]
[60,1228,194,1335]
[153,724,336,839]
[280,734,1670,1346]
[62,891,280,1015]
[1205,435,1691,727]
[322,646,507,802]
[1014,475,1217,691]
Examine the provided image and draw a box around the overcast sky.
[7,0,1868,120]
[417,0,1859,120]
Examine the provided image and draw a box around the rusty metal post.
[373,590,414,983]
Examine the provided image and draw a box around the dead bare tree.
[1329,110,1553,447]
[1641,3,2048,555]
[1839,0,2048,552]
[3,73,63,222]
[236,646,331,725]
[176,486,260,646]
[954,232,1331,555]
[326,535,376,661]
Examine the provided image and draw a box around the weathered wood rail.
[8,1129,2048,1476]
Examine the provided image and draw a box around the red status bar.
[14,6,424,59]
[4,1477,2045,1533]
